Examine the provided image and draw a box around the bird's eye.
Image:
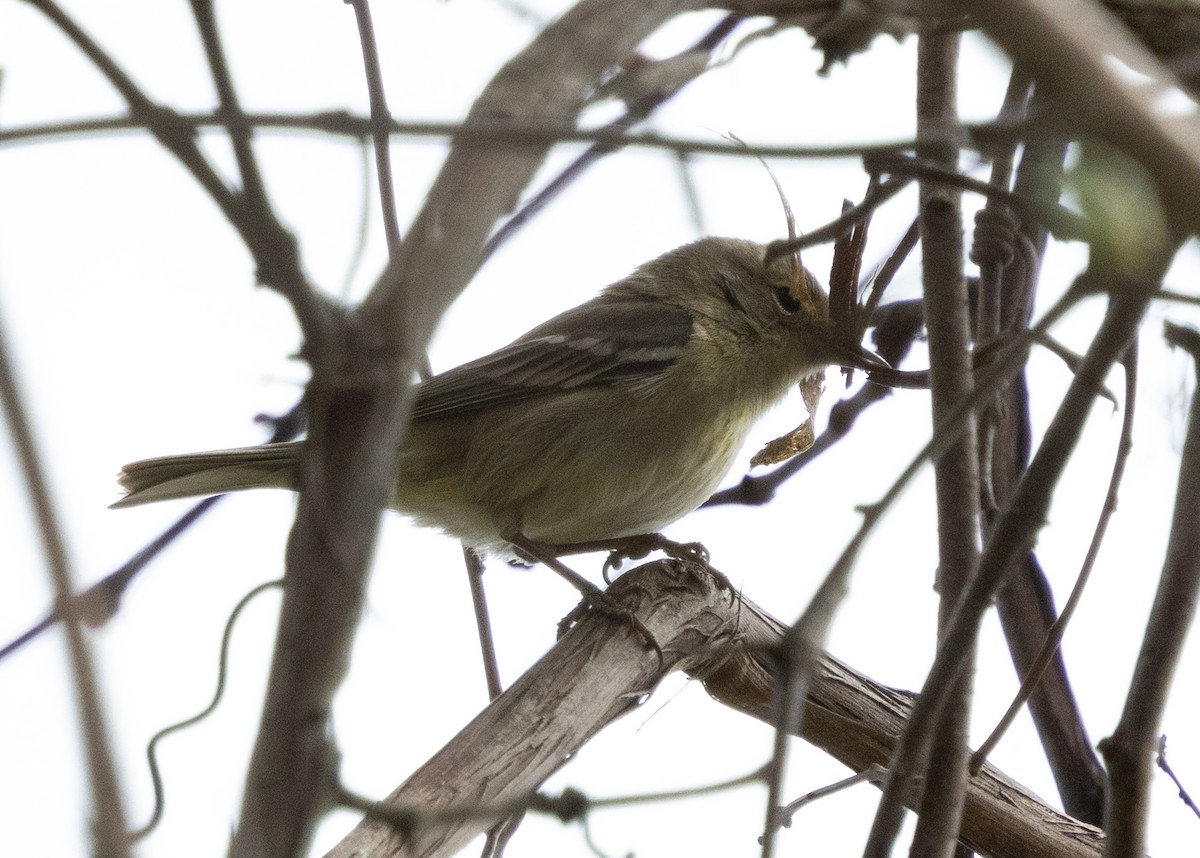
[773,286,802,313]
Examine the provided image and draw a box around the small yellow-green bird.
[114,237,883,555]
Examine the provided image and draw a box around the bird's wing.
[412,298,692,421]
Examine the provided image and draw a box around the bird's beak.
[830,341,891,373]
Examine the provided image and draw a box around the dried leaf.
[751,370,826,467]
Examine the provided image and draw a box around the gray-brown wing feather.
[113,298,691,508]
[412,298,692,421]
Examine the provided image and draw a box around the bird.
[113,237,885,558]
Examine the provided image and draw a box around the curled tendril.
[127,578,284,843]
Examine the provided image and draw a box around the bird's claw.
[602,534,711,582]
[557,586,664,665]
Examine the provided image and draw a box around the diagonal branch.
[325,562,1104,858]
[1099,322,1200,857]
[189,0,269,212]
[863,283,1156,857]
[347,0,403,255]
[23,0,331,341]
[950,0,1200,237]
[0,304,129,855]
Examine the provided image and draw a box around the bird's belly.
[464,391,754,546]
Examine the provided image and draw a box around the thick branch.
[327,562,1103,858]
[359,0,704,344]
[951,0,1200,238]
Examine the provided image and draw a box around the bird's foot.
[542,533,710,582]
[555,583,663,663]
[599,534,710,583]
[509,534,663,661]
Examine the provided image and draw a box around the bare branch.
[464,549,503,702]
[327,562,1105,858]
[326,560,732,858]
[346,0,403,255]
[973,344,1138,772]
[231,4,705,855]
[986,91,1107,825]
[1099,321,1200,857]
[0,110,982,160]
[0,301,129,854]
[189,0,269,214]
[951,0,1200,238]
[865,282,1157,856]
[1157,736,1200,822]
[907,30,979,858]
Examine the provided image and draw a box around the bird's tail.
[111,442,300,508]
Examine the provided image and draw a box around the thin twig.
[1099,320,1200,857]
[974,68,1031,341]
[764,176,912,264]
[23,0,331,340]
[464,548,503,701]
[987,86,1107,825]
[972,341,1138,772]
[478,13,739,268]
[859,218,921,340]
[1,399,305,664]
[0,110,1009,159]
[337,765,767,835]
[774,766,887,831]
[189,0,269,211]
[863,285,1154,858]
[1156,736,1200,821]
[0,497,222,664]
[869,152,1093,243]
[0,298,130,854]
[973,68,1031,526]
[347,0,403,255]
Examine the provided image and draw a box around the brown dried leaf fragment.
[751,370,825,467]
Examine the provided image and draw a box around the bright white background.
[1,2,1198,856]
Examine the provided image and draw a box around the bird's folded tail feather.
[111,442,300,508]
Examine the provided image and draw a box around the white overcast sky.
[1,2,1199,856]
